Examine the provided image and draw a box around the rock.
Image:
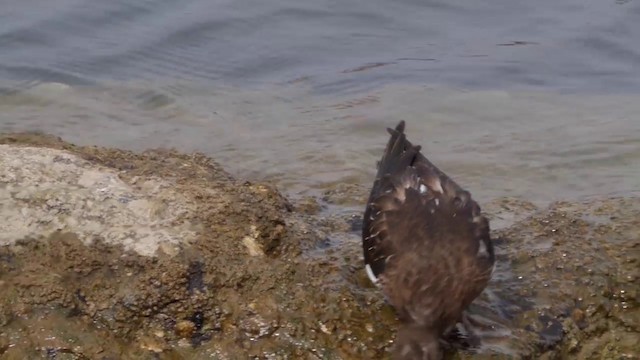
[0,144,197,256]
[0,133,394,359]
[175,320,196,339]
[0,132,637,359]
[295,196,323,215]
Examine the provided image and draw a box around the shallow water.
[2,0,640,204]
[1,83,639,207]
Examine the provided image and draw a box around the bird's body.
[362,121,495,359]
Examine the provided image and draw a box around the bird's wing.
[362,121,494,286]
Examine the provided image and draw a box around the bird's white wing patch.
[365,263,380,286]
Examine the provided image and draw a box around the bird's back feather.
[362,120,495,348]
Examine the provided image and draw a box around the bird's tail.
[376,120,418,179]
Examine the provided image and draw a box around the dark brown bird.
[362,121,495,360]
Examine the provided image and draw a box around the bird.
[362,120,495,360]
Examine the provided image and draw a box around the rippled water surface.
[1,2,640,358]
[1,0,640,202]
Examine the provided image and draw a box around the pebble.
[571,308,585,323]
[175,320,196,339]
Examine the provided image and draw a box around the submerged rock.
[0,132,637,359]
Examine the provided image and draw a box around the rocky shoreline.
[0,133,637,359]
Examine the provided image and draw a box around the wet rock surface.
[0,132,638,359]
[495,198,640,359]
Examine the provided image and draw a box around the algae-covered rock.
[0,132,637,359]
[0,133,396,359]
[496,198,640,359]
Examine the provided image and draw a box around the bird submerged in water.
[362,121,495,360]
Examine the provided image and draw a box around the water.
[1,2,640,358]
[2,0,640,93]
[1,0,640,204]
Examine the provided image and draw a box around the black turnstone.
[362,121,495,359]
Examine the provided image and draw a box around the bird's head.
[393,325,443,360]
